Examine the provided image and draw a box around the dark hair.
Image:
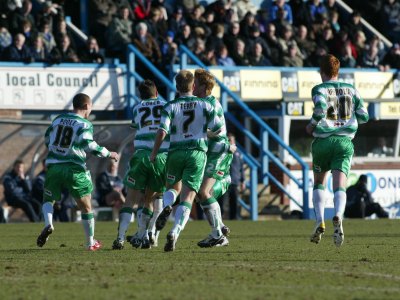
[138,79,157,99]
[72,93,91,109]
[13,159,24,167]
[359,174,368,184]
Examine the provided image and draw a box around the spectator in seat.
[290,0,312,28]
[264,22,282,65]
[96,160,126,221]
[345,174,388,219]
[132,22,162,65]
[105,5,132,60]
[38,19,56,53]
[359,43,381,69]
[176,0,198,15]
[270,0,293,24]
[30,35,50,62]
[231,38,250,66]
[160,30,178,66]
[168,7,186,35]
[338,40,357,68]
[175,24,196,51]
[133,0,152,21]
[50,34,80,63]
[2,33,32,62]
[10,0,36,35]
[3,160,41,222]
[146,7,167,45]
[239,11,257,40]
[235,0,258,21]
[54,19,77,51]
[88,0,117,47]
[283,43,303,67]
[380,43,400,70]
[201,46,217,65]
[344,10,363,40]
[380,0,400,44]
[217,44,236,66]
[0,26,12,56]
[249,41,272,66]
[206,23,225,51]
[295,25,316,65]
[224,21,241,51]
[80,36,104,64]
[308,0,328,23]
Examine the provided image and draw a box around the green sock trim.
[82,212,94,220]
[334,187,346,193]
[142,207,153,217]
[120,207,133,214]
[313,184,325,191]
[180,201,192,210]
[201,197,217,206]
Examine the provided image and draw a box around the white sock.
[201,200,222,238]
[171,202,192,236]
[148,197,163,233]
[42,202,54,228]
[313,185,325,225]
[117,207,133,240]
[163,189,178,208]
[82,212,95,247]
[138,208,152,238]
[334,189,347,219]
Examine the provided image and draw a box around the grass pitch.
[0,219,399,300]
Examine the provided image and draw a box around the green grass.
[1,219,400,300]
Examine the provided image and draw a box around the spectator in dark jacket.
[3,160,41,222]
[50,34,80,63]
[345,174,388,218]
[96,161,126,221]
[2,33,32,62]
[80,36,104,63]
[221,133,246,220]
[30,35,50,62]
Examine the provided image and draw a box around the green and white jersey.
[45,113,110,168]
[159,95,223,152]
[205,96,230,155]
[310,80,369,139]
[131,98,169,152]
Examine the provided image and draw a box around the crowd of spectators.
[0,0,399,70]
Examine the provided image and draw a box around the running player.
[307,54,368,247]
[112,79,168,250]
[36,93,119,251]
[150,69,223,252]
[193,68,235,248]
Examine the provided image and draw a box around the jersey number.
[183,110,195,132]
[139,105,162,128]
[53,125,73,148]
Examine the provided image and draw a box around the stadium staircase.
[126,45,310,220]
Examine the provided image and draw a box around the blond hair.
[175,70,194,94]
[194,68,215,96]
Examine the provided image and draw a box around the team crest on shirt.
[44,189,52,197]
[217,171,224,176]
[167,174,175,180]
[127,177,135,184]
[314,165,322,172]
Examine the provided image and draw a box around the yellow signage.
[380,102,400,117]
[304,101,313,117]
[354,72,394,99]
[297,71,321,99]
[240,70,282,100]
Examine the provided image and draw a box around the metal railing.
[178,45,310,219]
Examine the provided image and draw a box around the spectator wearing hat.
[160,30,178,66]
[270,0,293,24]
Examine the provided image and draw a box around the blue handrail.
[179,45,310,219]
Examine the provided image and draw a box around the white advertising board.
[288,170,400,217]
[0,66,125,110]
